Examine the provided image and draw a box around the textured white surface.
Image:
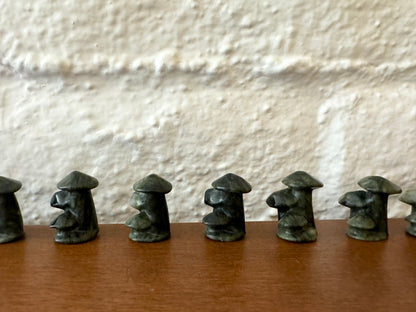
[1,1,415,225]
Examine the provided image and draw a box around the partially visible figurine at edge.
[203,173,252,242]
[266,171,323,243]
[50,171,99,244]
[0,176,24,243]
[338,176,401,241]
[399,189,416,237]
[125,174,172,242]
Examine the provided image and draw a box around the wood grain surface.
[0,220,415,311]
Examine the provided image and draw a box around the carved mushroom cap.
[358,176,401,195]
[202,208,230,226]
[348,215,376,230]
[281,171,323,189]
[212,173,251,194]
[338,190,368,208]
[399,189,416,205]
[133,174,172,194]
[406,213,416,223]
[0,176,22,194]
[57,171,99,191]
[266,188,297,209]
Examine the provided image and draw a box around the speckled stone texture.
[1,1,415,224]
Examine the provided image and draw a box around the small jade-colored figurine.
[0,177,24,243]
[266,171,323,243]
[50,171,99,244]
[338,176,401,241]
[202,173,251,242]
[125,174,172,242]
[399,189,416,237]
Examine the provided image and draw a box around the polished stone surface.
[339,176,402,241]
[0,176,24,244]
[50,171,99,244]
[399,189,416,237]
[126,174,172,242]
[267,171,322,243]
[203,173,251,242]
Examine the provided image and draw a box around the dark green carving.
[399,189,416,237]
[203,173,251,242]
[50,171,99,244]
[266,171,323,243]
[339,176,401,241]
[125,174,172,242]
[0,177,24,243]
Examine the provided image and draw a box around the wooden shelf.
[1,220,415,311]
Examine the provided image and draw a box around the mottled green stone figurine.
[202,173,251,242]
[399,189,416,237]
[50,171,99,244]
[0,177,24,243]
[266,171,323,243]
[125,174,172,242]
[339,176,401,241]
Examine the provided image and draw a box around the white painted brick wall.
[1,1,415,225]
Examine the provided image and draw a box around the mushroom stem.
[291,189,315,226]
[221,193,245,233]
[144,193,170,232]
[0,193,24,243]
[369,192,389,235]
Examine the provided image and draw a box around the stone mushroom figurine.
[125,174,172,242]
[50,171,99,244]
[399,189,416,237]
[266,171,323,243]
[202,173,252,242]
[338,176,401,241]
[0,177,24,243]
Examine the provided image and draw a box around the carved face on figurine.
[0,177,24,244]
[125,174,172,243]
[50,171,99,244]
[202,173,251,242]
